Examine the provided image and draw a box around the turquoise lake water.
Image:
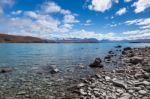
[0,43,150,79]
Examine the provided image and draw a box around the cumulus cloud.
[132,0,150,13]
[0,1,80,39]
[116,8,127,16]
[42,2,61,13]
[88,0,118,12]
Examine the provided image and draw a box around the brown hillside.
[0,33,44,43]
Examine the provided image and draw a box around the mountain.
[53,38,99,43]
[0,33,44,43]
[129,39,150,43]
[0,33,99,43]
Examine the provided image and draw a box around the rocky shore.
[0,46,150,99]
[71,47,150,99]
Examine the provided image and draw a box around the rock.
[79,63,85,68]
[116,89,124,94]
[128,90,134,94]
[119,93,131,99]
[134,87,141,91]
[112,80,127,89]
[123,47,132,51]
[89,58,103,68]
[129,56,143,65]
[105,76,111,81]
[115,45,122,48]
[17,91,26,95]
[138,90,147,95]
[108,51,114,54]
[135,81,150,86]
[142,65,150,73]
[0,67,13,73]
[80,89,87,95]
[77,83,85,88]
[51,68,59,74]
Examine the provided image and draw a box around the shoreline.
[68,46,150,99]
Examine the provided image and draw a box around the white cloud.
[132,0,150,13]
[88,0,112,12]
[42,2,61,13]
[24,11,38,19]
[125,18,150,29]
[116,8,127,16]
[124,0,132,3]
[84,19,92,26]
[63,14,79,24]
[12,10,22,15]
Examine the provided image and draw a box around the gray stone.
[105,76,111,81]
[119,93,131,99]
[89,58,103,68]
[0,67,13,73]
[112,80,127,89]
[138,90,147,95]
[77,83,85,88]
[129,56,143,65]
[80,89,87,95]
[51,68,59,74]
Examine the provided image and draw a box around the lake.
[0,43,150,78]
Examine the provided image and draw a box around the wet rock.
[79,63,85,69]
[0,67,13,73]
[51,68,59,74]
[112,80,127,89]
[115,45,122,48]
[108,51,114,54]
[89,58,103,68]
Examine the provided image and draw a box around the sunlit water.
[0,43,150,80]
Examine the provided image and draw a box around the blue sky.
[0,0,150,40]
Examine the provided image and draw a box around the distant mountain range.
[0,33,99,43]
[0,33,150,43]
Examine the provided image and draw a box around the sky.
[0,0,150,40]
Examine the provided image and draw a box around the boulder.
[129,56,143,65]
[51,68,59,74]
[89,58,103,68]
[115,45,122,48]
[142,65,150,73]
[0,67,13,73]
[123,47,132,51]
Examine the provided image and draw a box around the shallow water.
[0,43,150,77]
